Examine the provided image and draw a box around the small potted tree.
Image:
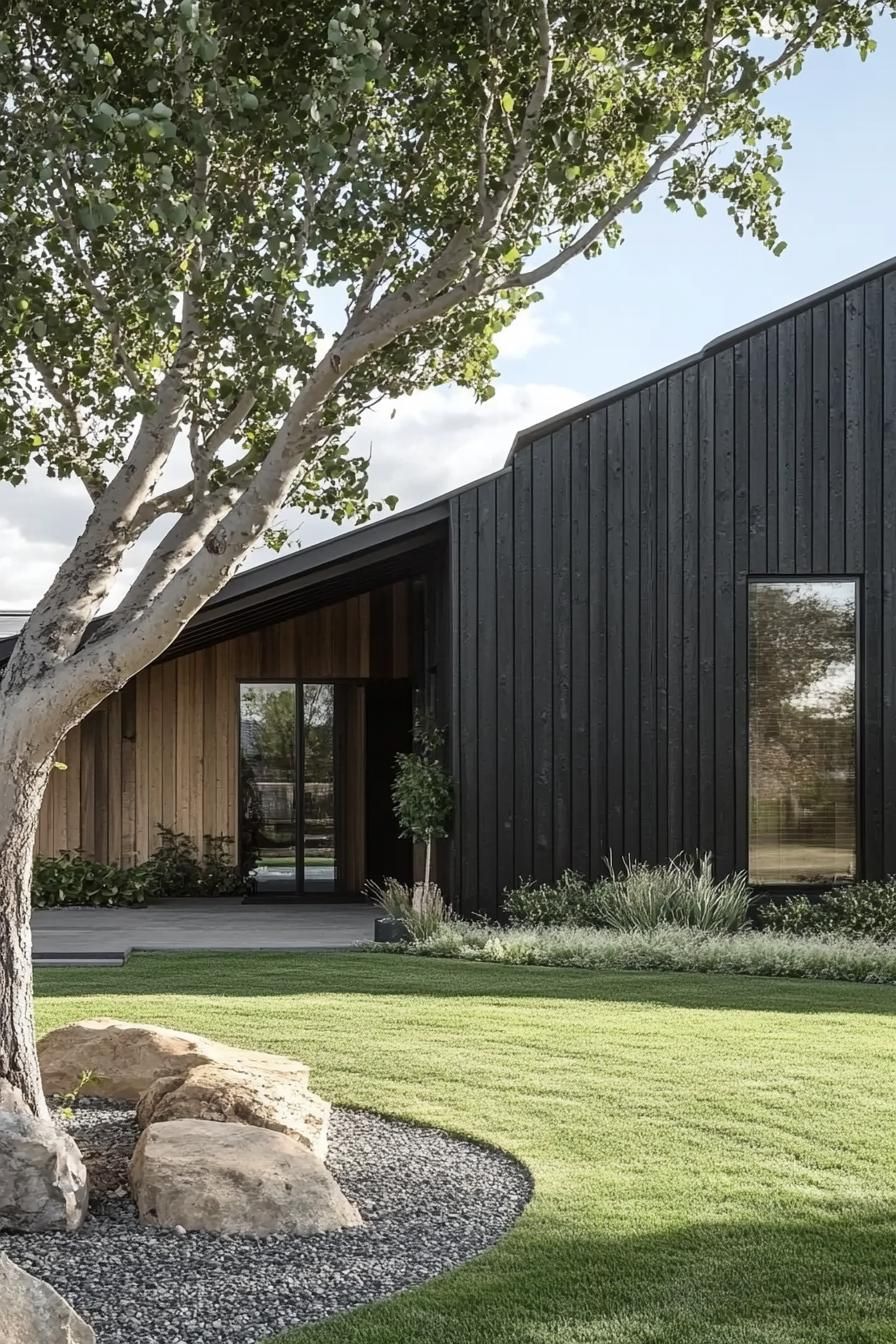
[372,714,453,943]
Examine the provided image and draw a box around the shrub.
[503,870,604,927]
[137,826,250,900]
[32,852,147,908]
[757,880,896,942]
[367,876,454,942]
[32,827,250,908]
[596,854,751,933]
[503,855,752,934]
[370,920,896,985]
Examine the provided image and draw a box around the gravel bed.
[0,1100,531,1344]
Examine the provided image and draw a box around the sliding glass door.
[239,681,339,896]
[748,580,857,885]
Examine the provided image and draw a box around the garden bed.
[368,921,896,983]
[0,1100,531,1344]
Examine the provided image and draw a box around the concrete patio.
[31,898,377,965]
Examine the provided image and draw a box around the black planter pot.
[374,916,410,944]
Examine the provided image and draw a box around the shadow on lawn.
[285,1200,896,1344]
[34,950,896,1017]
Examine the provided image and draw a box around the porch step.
[33,951,130,968]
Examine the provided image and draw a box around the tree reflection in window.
[748,581,856,885]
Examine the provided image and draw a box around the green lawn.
[35,953,896,1344]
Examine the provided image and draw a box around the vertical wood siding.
[37,581,413,867]
[452,271,894,911]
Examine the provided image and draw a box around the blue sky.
[514,20,896,400]
[1,25,894,606]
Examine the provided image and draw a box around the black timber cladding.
[450,260,896,913]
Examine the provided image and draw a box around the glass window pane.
[239,683,297,891]
[302,683,336,893]
[749,581,856,885]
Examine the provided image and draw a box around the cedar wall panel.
[37,581,413,866]
[452,270,894,912]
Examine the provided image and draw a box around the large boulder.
[135,1063,330,1159]
[129,1119,361,1237]
[0,1112,88,1233]
[1,1254,95,1343]
[38,1019,310,1101]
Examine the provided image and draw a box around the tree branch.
[205,391,257,456]
[23,347,104,502]
[501,109,706,291]
[48,165,144,395]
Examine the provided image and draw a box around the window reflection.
[748,581,856,885]
[302,683,336,893]
[239,683,297,890]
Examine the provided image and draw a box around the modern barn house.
[5,255,896,914]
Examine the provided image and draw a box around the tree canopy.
[0,1,881,549]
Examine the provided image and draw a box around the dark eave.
[506,252,896,458]
[0,495,450,666]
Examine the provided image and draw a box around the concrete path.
[32,898,376,964]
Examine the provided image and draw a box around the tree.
[392,715,453,896]
[0,0,885,1112]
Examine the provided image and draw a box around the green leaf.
[501,91,515,114]
[589,45,607,62]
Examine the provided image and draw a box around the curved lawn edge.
[365,922,896,984]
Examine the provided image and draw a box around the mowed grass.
[35,953,896,1344]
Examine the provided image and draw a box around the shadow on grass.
[34,949,896,1017]
[281,1200,896,1344]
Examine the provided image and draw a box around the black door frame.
[237,677,346,899]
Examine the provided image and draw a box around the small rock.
[1,1252,95,1342]
[0,1112,88,1233]
[174,1224,186,1236]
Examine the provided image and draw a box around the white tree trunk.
[423,837,432,897]
[0,745,53,1119]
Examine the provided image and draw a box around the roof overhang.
[0,497,449,667]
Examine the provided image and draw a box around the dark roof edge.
[0,493,454,665]
[506,252,896,459]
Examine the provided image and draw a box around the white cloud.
[0,376,585,609]
[254,377,587,555]
[494,306,562,360]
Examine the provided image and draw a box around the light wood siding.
[37,581,412,866]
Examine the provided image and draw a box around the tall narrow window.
[239,683,297,891]
[302,682,336,894]
[748,580,857,885]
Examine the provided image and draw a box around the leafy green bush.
[757,880,896,942]
[503,855,752,933]
[31,827,249,908]
[32,852,147,908]
[138,826,250,900]
[503,869,604,927]
[370,921,896,985]
[366,876,454,942]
